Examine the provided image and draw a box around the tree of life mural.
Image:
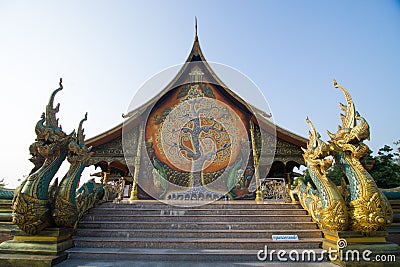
[159,93,248,199]
[123,62,277,206]
[179,115,231,187]
[162,97,234,185]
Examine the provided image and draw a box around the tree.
[301,163,344,187]
[394,140,400,165]
[179,116,230,187]
[161,96,239,188]
[370,144,400,189]
[326,163,345,186]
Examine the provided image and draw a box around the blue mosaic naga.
[293,117,348,231]
[327,80,392,235]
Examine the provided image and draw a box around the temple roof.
[86,33,307,149]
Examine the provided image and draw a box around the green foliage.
[394,140,400,163]
[300,163,344,187]
[370,144,400,189]
[301,169,315,188]
[326,163,345,186]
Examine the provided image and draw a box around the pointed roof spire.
[185,17,205,62]
[195,16,198,38]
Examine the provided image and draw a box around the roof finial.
[195,16,198,37]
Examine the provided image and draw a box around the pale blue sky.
[1,1,399,188]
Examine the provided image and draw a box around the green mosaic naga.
[294,117,348,231]
[76,179,106,220]
[52,113,93,228]
[0,188,14,200]
[327,80,393,235]
[12,79,75,234]
[294,80,393,236]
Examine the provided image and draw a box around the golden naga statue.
[327,80,392,235]
[293,117,348,231]
[52,113,93,228]
[12,79,94,234]
[295,80,393,236]
[12,80,75,234]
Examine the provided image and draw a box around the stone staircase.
[388,199,400,245]
[65,200,324,263]
[0,199,16,243]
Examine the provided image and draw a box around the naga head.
[67,112,93,165]
[327,80,371,154]
[302,117,332,174]
[303,117,331,159]
[34,79,74,159]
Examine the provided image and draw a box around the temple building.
[2,26,398,267]
[85,32,307,200]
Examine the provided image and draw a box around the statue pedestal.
[323,230,400,266]
[0,227,73,267]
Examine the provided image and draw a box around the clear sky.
[1,0,399,188]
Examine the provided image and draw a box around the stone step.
[97,201,303,210]
[71,200,323,263]
[0,208,12,212]
[75,228,322,239]
[81,214,313,223]
[64,247,328,262]
[86,208,307,216]
[73,236,323,250]
[0,212,12,221]
[0,253,67,267]
[77,221,319,230]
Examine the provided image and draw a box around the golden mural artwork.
[145,66,249,185]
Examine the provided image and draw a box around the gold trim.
[13,233,71,242]
[130,124,144,201]
[324,233,386,243]
[250,120,263,202]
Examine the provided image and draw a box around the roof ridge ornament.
[195,16,198,38]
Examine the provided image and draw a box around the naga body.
[76,179,104,220]
[12,79,95,234]
[327,81,392,235]
[294,80,392,235]
[293,118,348,231]
[52,113,93,227]
[12,81,74,234]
